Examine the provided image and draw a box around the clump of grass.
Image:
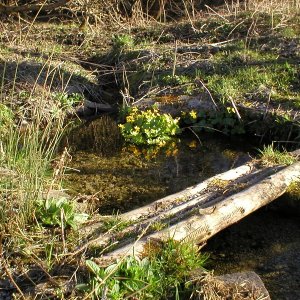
[198,59,298,105]
[78,239,208,299]
[0,103,14,139]
[102,214,132,232]
[258,144,296,166]
[0,60,83,254]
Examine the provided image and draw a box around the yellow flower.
[126,115,134,123]
[189,110,197,119]
[134,126,140,132]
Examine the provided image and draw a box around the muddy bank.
[203,204,300,300]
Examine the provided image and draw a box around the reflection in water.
[124,141,179,160]
[63,115,252,214]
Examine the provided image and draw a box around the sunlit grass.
[258,144,296,166]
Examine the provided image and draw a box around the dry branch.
[84,99,113,111]
[97,161,300,266]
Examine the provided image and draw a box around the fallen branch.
[96,161,300,266]
[84,99,113,111]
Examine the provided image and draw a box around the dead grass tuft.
[192,272,269,300]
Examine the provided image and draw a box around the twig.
[204,5,230,22]
[0,235,26,299]
[172,39,178,77]
[229,96,242,121]
[194,78,218,110]
[2,260,26,299]
[187,127,203,146]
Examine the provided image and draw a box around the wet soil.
[203,205,300,300]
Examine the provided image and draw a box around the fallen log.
[87,165,277,250]
[120,162,256,222]
[96,161,300,266]
[79,160,257,240]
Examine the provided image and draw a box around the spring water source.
[63,115,251,213]
[63,115,300,299]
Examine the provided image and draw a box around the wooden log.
[87,165,276,250]
[96,161,300,266]
[120,162,256,222]
[80,160,257,241]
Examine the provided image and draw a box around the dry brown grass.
[192,272,269,300]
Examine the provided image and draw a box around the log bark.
[96,161,300,266]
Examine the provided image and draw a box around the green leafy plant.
[53,92,83,109]
[119,106,181,145]
[112,34,134,53]
[78,257,158,300]
[78,239,208,300]
[160,74,191,86]
[36,197,89,229]
[181,107,245,135]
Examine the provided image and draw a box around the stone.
[194,271,271,300]
[216,271,271,300]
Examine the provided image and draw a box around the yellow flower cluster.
[126,115,135,123]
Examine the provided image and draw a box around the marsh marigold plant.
[119,107,181,145]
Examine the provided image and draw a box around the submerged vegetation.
[0,0,300,298]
